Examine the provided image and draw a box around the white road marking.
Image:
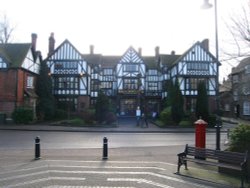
[108,178,174,188]
[4,177,86,188]
[46,160,177,166]
[0,169,213,188]
[0,165,164,175]
[44,186,135,188]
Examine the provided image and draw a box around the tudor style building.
[45,34,219,117]
[0,34,41,119]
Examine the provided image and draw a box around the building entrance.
[120,99,137,116]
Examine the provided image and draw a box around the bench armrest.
[177,152,186,157]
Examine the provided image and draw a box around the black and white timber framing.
[44,39,219,116]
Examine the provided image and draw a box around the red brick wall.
[0,69,30,117]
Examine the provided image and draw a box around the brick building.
[0,34,41,119]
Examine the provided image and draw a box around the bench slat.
[177,145,248,188]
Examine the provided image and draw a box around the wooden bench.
[177,144,248,188]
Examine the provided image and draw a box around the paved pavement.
[0,117,240,133]
[0,117,247,188]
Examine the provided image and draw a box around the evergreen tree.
[164,80,174,108]
[95,90,109,123]
[196,81,209,121]
[36,61,55,120]
[171,79,184,124]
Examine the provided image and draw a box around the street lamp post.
[202,0,221,150]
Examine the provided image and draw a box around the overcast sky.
[0,0,248,81]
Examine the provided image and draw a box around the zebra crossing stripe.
[4,177,86,188]
[108,178,174,188]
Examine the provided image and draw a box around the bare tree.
[0,13,15,43]
[221,2,250,64]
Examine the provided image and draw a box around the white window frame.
[27,76,34,88]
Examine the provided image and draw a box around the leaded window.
[148,69,157,75]
[187,62,209,71]
[186,78,207,90]
[148,82,158,91]
[55,77,78,89]
[102,75,113,81]
[147,76,158,81]
[186,62,209,75]
[123,64,138,72]
[101,82,112,89]
[54,61,78,74]
[124,79,138,90]
[91,80,99,90]
[103,68,113,75]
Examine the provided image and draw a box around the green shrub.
[12,107,33,124]
[229,124,250,153]
[207,114,218,127]
[82,109,96,124]
[54,109,67,120]
[68,118,85,125]
[105,112,117,124]
[160,107,173,125]
[178,120,192,127]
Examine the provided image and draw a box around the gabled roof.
[160,54,181,67]
[142,56,157,69]
[82,54,120,68]
[170,41,220,67]
[45,39,83,61]
[219,79,232,93]
[231,57,250,75]
[119,46,144,64]
[0,43,31,67]
[101,56,120,68]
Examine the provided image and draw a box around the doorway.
[120,99,137,116]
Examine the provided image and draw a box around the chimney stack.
[138,47,142,56]
[90,45,94,54]
[201,39,209,51]
[31,33,37,51]
[171,50,175,55]
[48,32,55,56]
[155,46,160,57]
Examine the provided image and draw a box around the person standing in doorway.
[136,106,141,126]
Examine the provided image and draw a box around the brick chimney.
[201,39,209,51]
[155,46,160,57]
[171,50,175,55]
[138,47,142,56]
[90,45,94,54]
[48,32,55,56]
[31,33,37,51]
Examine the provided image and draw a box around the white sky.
[0,0,249,81]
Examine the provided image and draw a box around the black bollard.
[35,136,41,160]
[215,125,221,150]
[102,137,108,160]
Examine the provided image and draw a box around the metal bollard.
[102,137,108,160]
[35,136,41,160]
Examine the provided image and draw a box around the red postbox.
[194,118,207,148]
